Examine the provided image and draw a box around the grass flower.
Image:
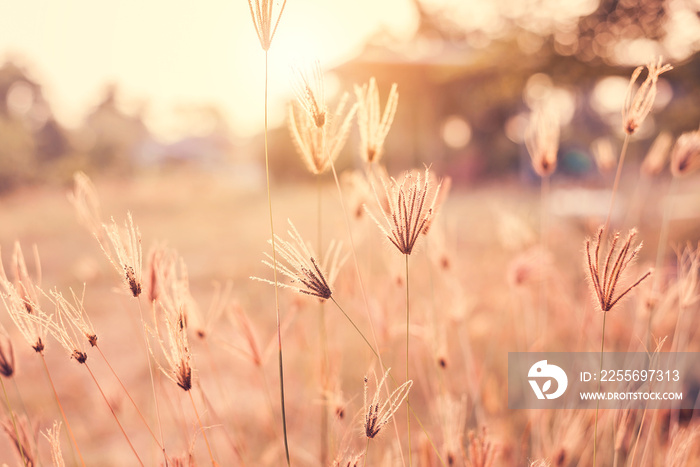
[247,0,287,51]
[47,287,97,348]
[0,263,49,354]
[289,93,356,175]
[98,212,143,298]
[591,137,616,174]
[670,125,700,177]
[467,427,497,467]
[2,415,36,467]
[42,421,65,467]
[68,171,102,238]
[289,62,357,175]
[43,296,89,364]
[366,167,442,256]
[622,57,673,135]
[151,302,192,392]
[150,299,219,465]
[363,368,412,439]
[525,100,559,178]
[254,219,347,300]
[354,77,399,164]
[291,61,327,128]
[640,131,672,176]
[436,394,468,465]
[0,324,15,378]
[585,227,652,313]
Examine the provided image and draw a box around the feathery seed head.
[99,213,143,297]
[622,57,672,135]
[0,325,15,378]
[436,394,468,465]
[151,302,193,391]
[467,427,497,467]
[247,0,287,51]
[254,220,348,300]
[289,93,357,175]
[292,61,326,128]
[354,77,399,164]
[151,247,200,336]
[68,171,102,239]
[2,415,36,467]
[525,100,559,177]
[0,247,50,354]
[585,226,652,312]
[670,126,700,177]
[675,242,700,308]
[366,167,442,255]
[43,290,91,364]
[42,421,65,467]
[591,137,616,174]
[363,368,412,439]
[331,453,363,467]
[640,131,673,176]
[9,242,41,315]
[47,287,98,348]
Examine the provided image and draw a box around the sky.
[0,0,417,139]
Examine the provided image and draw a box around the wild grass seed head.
[622,57,672,135]
[354,77,399,164]
[68,171,102,239]
[0,324,15,378]
[670,125,700,177]
[247,0,287,51]
[585,227,652,312]
[525,100,559,178]
[98,212,143,297]
[363,368,412,439]
[253,219,348,300]
[42,421,65,467]
[366,167,442,255]
[2,415,36,467]
[640,131,673,176]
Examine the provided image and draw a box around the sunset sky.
[0,0,417,139]
[2,1,698,141]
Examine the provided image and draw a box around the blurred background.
[1,0,699,191]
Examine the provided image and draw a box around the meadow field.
[1,2,700,465]
[0,155,698,467]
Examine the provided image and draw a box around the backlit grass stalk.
[606,58,672,234]
[84,361,144,466]
[40,354,85,467]
[0,328,27,467]
[585,227,652,466]
[94,344,163,450]
[247,1,289,462]
[525,99,559,339]
[0,378,28,467]
[44,288,144,465]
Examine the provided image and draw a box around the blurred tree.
[0,60,70,190]
[82,85,149,172]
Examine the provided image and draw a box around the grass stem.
[138,299,167,464]
[189,389,217,467]
[95,344,162,450]
[603,134,630,235]
[84,362,144,466]
[405,254,412,466]
[40,354,85,467]
[593,311,607,467]
[262,49,291,466]
[1,377,27,467]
